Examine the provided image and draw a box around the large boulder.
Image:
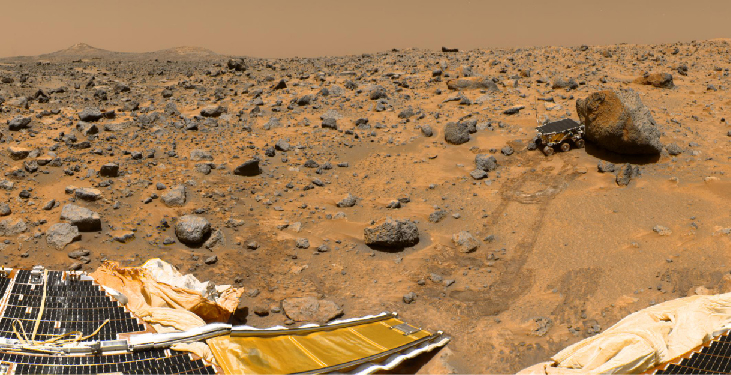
[46,223,81,249]
[576,89,662,155]
[634,73,674,88]
[364,218,419,248]
[61,204,102,231]
[444,122,470,145]
[447,77,499,91]
[175,215,211,245]
[282,297,343,323]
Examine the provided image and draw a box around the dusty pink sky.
[2,0,729,58]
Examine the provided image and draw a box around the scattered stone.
[46,223,81,249]
[475,154,498,171]
[666,143,683,156]
[364,218,419,248]
[0,219,27,236]
[446,77,498,91]
[429,210,448,223]
[444,122,470,145]
[452,231,480,253]
[597,161,616,173]
[295,238,310,249]
[421,125,433,137]
[634,73,674,88]
[75,187,102,201]
[403,292,417,304]
[99,163,119,177]
[60,204,101,231]
[0,203,10,216]
[161,185,187,206]
[282,297,343,323]
[470,169,488,180]
[8,116,32,131]
[616,163,640,186]
[336,194,358,208]
[653,225,672,236]
[175,215,212,246]
[552,78,579,90]
[200,105,225,117]
[78,107,103,122]
[233,160,261,176]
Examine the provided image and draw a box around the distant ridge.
[3,43,220,62]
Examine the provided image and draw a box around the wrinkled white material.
[142,258,215,299]
[518,293,731,374]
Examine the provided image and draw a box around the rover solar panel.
[650,330,731,374]
[536,118,583,134]
[0,267,217,374]
[0,268,144,342]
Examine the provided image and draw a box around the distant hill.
[2,43,220,62]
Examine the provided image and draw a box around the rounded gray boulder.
[175,215,211,245]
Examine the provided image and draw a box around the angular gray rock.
[282,297,343,323]
[576,89,662,155]
[7,116,32,131]
[336,194,358,208]
[75,188,102,201]
[233,159,261,176]
[79,107,103,122]
[453,231,480,253]
[616,163,640,186]
[552,78,579,90]
[475,154,498,171]
[99,163,119,177]
[200,105,225,117]
[446,77,498,91]
[175,215,211,245]
[444,122,470,145]
[161,185,186,207]
[0,219,26,236]
[634,73,674,88]
[46,223,81,249]
[364,218,419,248]
[421,125,433,137]
[61,204,102,231]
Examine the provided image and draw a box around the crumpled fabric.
[518,293,731,374]
[91,259,244,323]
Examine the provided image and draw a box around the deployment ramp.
[209,313,450,374]
[0,265,449,374]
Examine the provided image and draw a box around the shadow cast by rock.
[584,141,661,165]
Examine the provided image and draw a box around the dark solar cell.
[2,350,214,374]
[0,269,216,374]
[652,334,731,374]
[536,118,582,134]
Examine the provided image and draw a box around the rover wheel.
[542,146,554,156]
[575,139,585,148]
[561,142,571,152]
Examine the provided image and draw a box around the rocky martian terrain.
[0,40,730,373]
